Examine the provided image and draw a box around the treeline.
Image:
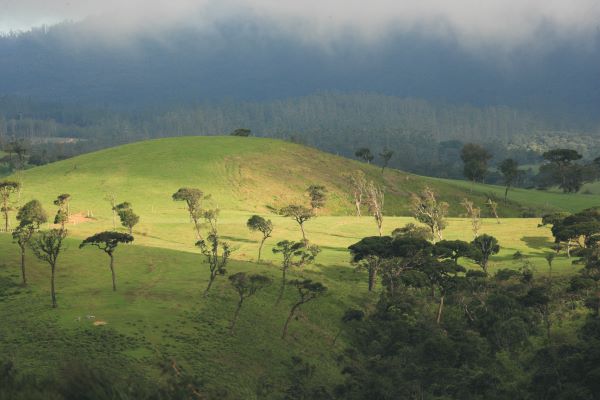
[2,93,600,178]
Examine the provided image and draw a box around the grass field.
[0,136,595,397]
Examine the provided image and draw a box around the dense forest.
[2,92,600,180]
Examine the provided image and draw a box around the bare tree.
[349,170,367,217]
[365,181,384,236]
[228,272,272,335]
[410,187,449,242]
[486,198,500,224]
[104,192,117,230]
[29,229,67,308]
[461,198,482,239]
[281,279,327,339]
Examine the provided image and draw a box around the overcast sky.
[1,0,599,49]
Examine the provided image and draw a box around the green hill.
[8,136,600,219]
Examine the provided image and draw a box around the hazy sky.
[1,0,599,49]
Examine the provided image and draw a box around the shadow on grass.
[520,236,554,250]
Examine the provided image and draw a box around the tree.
[53,193,71,230]
[434,240,472,265]
[410,186,448,242]
[349,170,367,217]
[230,128,251,137]
[0,180,20,231]
[461,198,481,239]
[379,148,394,174]
[196,212,231,296]
[460,144,492,184]
[272,240,320,304]
[486,198,500,224]
[348,236,393,291]
[281,279,327,339]
[246,215,273,262]
[365,181,384,236]
[12,200,47,285]
[469,234,500,274]
[499,158,521,203]
[104,192,117,230]
[114,202,139,234]
[306,185,327,213]
[355,148,374,164]
[279,204,314,244]
[29,229,67,308]
[79,231,134,291]
[391,223,433,241]
[172,188,207,240]
[228,272,272,335]
[540,149,584,193]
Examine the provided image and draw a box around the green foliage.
[307,184,328,211]
[469,234,500,274]
[461,143,492,183]
[354,147,373,164]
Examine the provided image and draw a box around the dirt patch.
[69,212,95,225]
[93,320,107,326]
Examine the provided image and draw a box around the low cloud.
[1,0,599,49]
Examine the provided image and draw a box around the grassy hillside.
[1,136,594,397]
[9,136,599,222]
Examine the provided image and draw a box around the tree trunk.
[2,207,7,231]
[230,299,243,335]
[258,237,266,262]
[129,226,133,235]
[282,304,300,339]
[276,268,287,305]
[504,186,509,204]
[355,200,361,217]
[204,273,215,297]
[299,223,307,244]
[51,263,57,308]
[20,244,27,285]
[436,295,445,324]
[112,210,116,230]
[109,253,117,291]
[368,268,376,292]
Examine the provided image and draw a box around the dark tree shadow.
[521,236,553,250]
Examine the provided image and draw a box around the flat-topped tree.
[228,272,272,335]
[53,193,71,230]
[279,204,314,244]
[172,188,207,240]
[281,279,327,339]
[0,180,20,231]
[307,185,327,214]
[29,229,67,308]
[246,215,273,262]
[349,236,393,292]
[79,231,134,291]
[12,200,48,285]
[273,240,320,304]
[114,202,139,234]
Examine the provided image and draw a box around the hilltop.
[9,136,599,221]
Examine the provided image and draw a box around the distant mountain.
[0,18,599,127]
